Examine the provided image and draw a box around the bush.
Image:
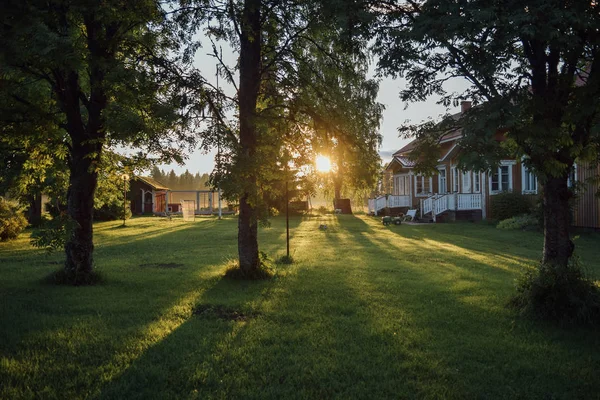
[0,197,28,241]
[497,214,539,231]
[510,257,600,325]
[94,201,132,221]
[30,213,76,253]
[490,192,534,221]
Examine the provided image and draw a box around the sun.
[315,155,332,172]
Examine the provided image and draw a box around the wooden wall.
[573,162,600,229]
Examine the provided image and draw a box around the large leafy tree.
[176,0,382,276]
[0,0,195,284]
[372,0,600,319]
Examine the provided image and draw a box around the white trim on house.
[437,165,448,194]
[438,143,458,162]
[521,164,538,194]
[489,160,515,194]
[451,166,459,193]
[393,174,411,196]
[568,163,578,187]
[473,171,481,193]
[462,170,472,193]
[414,175,433,197]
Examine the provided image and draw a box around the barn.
[129,176,169,215]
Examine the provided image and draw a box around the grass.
[1,214,600,399]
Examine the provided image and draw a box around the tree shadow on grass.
[96,275,274,399]
[345,215,600,398]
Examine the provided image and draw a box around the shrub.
[0,197,28,241]
[497,214,539,231]
[510,257,600,325]
[490,192,533,221]
[30,213,76,253]
[94,201,132,221]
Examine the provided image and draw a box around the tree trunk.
[64,140,101,284]
[237,0,262,273]
[27,193,42,226]
[542,176,574,268]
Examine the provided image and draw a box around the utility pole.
[286,178,290,258]
[121,174,129,226]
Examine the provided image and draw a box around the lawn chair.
[404,209,417,222]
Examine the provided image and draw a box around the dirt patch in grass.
[139,262,184,269]
[193,304,257,321]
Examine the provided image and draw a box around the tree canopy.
[0,0,201,283]
[371,0,600,322]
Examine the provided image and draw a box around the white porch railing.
[422,193,483,219]
[368,195,411,215]
[388,195,411,208]
[457,193,482,210]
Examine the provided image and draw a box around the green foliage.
[490,192,533,222]
[152,167,211,190]
[511,258,600,325]
[30,213,77,253]
[94,201,132,222]
[497,214,539,231]
[0,197,28,241]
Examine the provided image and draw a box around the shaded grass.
[0,214,599,399]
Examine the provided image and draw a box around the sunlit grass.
[1,215,599,399]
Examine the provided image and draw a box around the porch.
[368,195,411,215]
[421,193,483,222]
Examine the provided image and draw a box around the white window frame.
[414,175,433,197]
[521,164,538,194]
[568,163,578,188]
[451,166,459,193]
[489,161,515,194]
[473,172,481,193]
[462,171,471,193]
[437,166,447,194]
[393,174,410,196]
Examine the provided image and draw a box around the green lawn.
[1,215,600,399]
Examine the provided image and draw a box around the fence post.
[432,197,436,222]
[420,199,423,219]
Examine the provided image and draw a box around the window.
[393,175,410,195]
[462,171,471,193]
[568,164,578,187]
[415,176,432,196]
[473,172,481,193]
[452,167,459,193]
[438,168,447,194]
[490,164,512,193]
[522,165,538,193]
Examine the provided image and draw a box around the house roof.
[393,140,417,156]
[384,156,416,171]
[438,143,460,162]
[392,111,464,157]
[135,176,170,190]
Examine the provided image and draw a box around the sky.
[156,42,469,175]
